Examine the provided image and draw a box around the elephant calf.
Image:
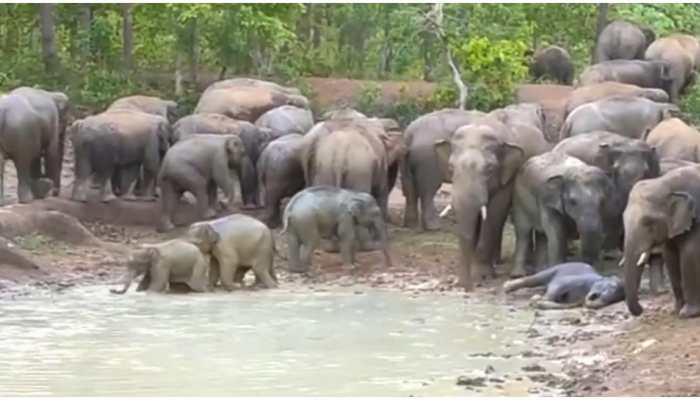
[282,186,392,273]
[185,214,278,291]
[111,239,210,294]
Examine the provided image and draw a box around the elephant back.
[196,83,309,122]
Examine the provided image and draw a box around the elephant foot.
[422,218,441,232]
[679,304,700,319]
[240,203,259,210]
[157,221,176,233]
[457,276,474,292]
[509,264,528,279]
[100,193,117,203]
[403,212,419,228]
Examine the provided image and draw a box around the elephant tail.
[400,152,415,200]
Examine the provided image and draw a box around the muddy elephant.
[157,134,246,232]
[645,36,697,102]
[564,82,669,117]
[560,95,679,140]
[576,59,672,93]
[69,110,171,202]
[255,105,314,138]
[107,95,178,123]
[282,186,391,273]
[530,45,574,85]
[257,133,306,228]
[511,152,615,276]
[554,131,660,249]
[185,214,278,290]
[173,113,272,208]
[195,79,309,122]
[622,164,700,318]
[111,239,210,294]
[0,88,68,204]
[301,118,406,218]
[594,20,655,63]
[402,109,487,230]
[645,118,700,162]
[433,118,550,289]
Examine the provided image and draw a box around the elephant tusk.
[439,204,452,218]
[481,206,488,221]
[618,257,626,268]
[636,252,649,267]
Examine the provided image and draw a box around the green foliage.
[354,82,383,115]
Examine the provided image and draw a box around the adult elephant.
[668,34,700,70]
[434,118,550,289]
[402,109,486,230]
[595,20,655,63]
[172,113,272,208]
[564,82,669,117]
[577,59,672,92]
[530,45,574,85]
[645,36,697,102]
[322,108,367,120]
[301,118,406,217]
[158,134,246,232]
[257,133,305,228]
[488,102,546,134]
[622,165,700,318]
[107,95,178,123]
[511,152,615,276]
[645,118,700,162]
[203,78,303,97]
[560,95,679,140]
[69,110,171,202]
[255,105,313,138]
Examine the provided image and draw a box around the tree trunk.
[78,4,91,62]
[175,52,183,96]
[187,18,198,87]
[122,4,134,74]
[39,4,60,75]
[427,3,468,109]
[592,3,609,63]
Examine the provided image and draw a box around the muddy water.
[0,286,566,396]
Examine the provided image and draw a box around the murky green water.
[0,286,563,396]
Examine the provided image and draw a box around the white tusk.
[636,252,649,267]
[481,205,488,221]
[439,204,452,218]
[618,257,626,268]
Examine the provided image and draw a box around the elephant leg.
[136,272,151,292]
[263,186,284,228]
[147,262,169,293]
[218,259,237,292]
[402,162,419,228]
[253,251,278,289]
[541,211,567,267]
[510,203,533,278]
[71,147,92,202]
[207,180,219,213]
[532,232,548,274]
[29,157,51,199]
[287,231,307,273]
[141,146,160,200]
[118,166,141,200]
[239,156,258,209]
[14,158,35,204]
[209,257,221,288]
[679,232,700,318]
[233,266,248,285]
[45,136,62,196]
[300,230,321,272]
[0,154,5,205]
[187,256,211,292]
[474,185,512,280]
[648,253,666,295]
[193,181,215,220]
[96,170,117,203]
[457,236,474,290]
[158,180,179,232]
[663,243,684,314]
[419,177,442,231]
[212,161,237,212]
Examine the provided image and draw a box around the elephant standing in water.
[622,165,700,319]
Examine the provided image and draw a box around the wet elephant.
[622,165,700,318]
[530,45,574,85]
[254,105,313,138]
[157,134,246,232]
[645,118,700,162]
[594,20,655,63]
[564,82,669,118]
[511,152,615,276]
[434,118,550,289]
[281,186,391,273]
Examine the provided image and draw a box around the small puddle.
[0,285,572,396]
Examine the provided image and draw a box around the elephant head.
[184,223,221,254]
[380,132,407,165]
[348,192,392,267]
[584,276,625,309]
[542,167,613,265]
[224,135,246,170]
[111,246,157,294]
[595,142,660,208]
[622,182,697,316]
[164,100,179,123]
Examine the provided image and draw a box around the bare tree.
[592,3,610,63]
[39,4,60,75]
[122,4,134,74]
[77,4,92,62]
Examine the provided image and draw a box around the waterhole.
[0,286,568,396]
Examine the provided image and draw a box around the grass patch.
[14,234,69,255]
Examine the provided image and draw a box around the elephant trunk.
[110,268,137,295]
[453,187,488,285]
[623,235,647,316]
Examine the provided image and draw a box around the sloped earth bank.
[0,146,697,395]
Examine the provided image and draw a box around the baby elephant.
[111,239,210,294]
[503,262,625,309]
[185,214,278,291]
[282,186,392,273]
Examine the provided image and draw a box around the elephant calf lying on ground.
[504,262,625,309]
[111,239,210,294]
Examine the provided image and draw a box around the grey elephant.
[69,110,171,202]
[504,262,625,309]
[402,109,487,230]
[645,118,700,162]
[301,118,406,217]
[111,239,210,294]
[157,134,245,232]
[322,108,368,120]
[530,45,574,85]
[560,95,679,140]
[594,20,655,63]
[107,95,178,123]
[622,164,700,318]
[184,214,278,290]
[0,88,69,204]
[645,36,697,102]
[511,151,614,277]
[255,105,314,138]
[257,133,305,228]
[576,59,672,93]
[434,118,550,289]
[488,102,546,134]
[282,186,391,273]
[203,78,303,97]
[564,82,669,117]
[172,113,271,208]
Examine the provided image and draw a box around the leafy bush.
[354,82,383,115]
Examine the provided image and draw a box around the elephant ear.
[668,192,696,238]
[542,175,565,214]
[382,133,407,164]
[500,142,525,185]
[646,147,661,177]
[594,143,618,173]
[434,139,453,183]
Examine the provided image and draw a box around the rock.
[522,363,546,373]
[456,375,487,387]
[485,365,495,374]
